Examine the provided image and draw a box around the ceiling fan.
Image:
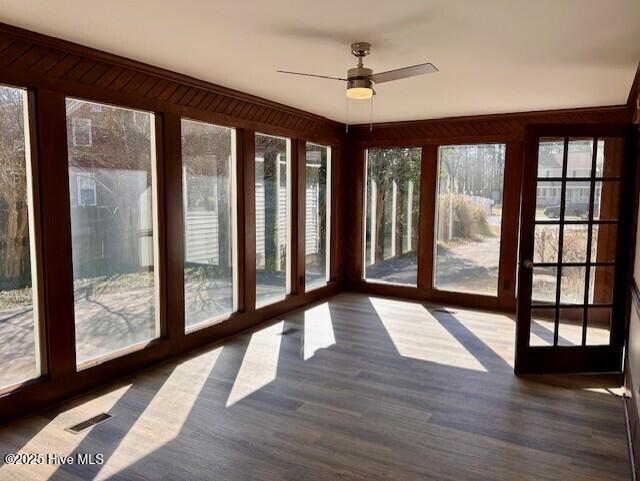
[277,42,438,101]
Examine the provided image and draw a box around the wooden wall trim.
[349,105,631,143]
[0,22,343,143]
[36,89,76,378]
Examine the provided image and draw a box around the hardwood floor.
[0,293,630,480]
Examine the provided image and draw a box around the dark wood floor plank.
[0,293,630,480]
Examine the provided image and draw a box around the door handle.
[521,259,533,269]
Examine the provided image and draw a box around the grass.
[0,287,32,310]
[73,271,155,295]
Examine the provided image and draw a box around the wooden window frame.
[350,138,522,312]
[302,141,332,292]
[0,49,342,422]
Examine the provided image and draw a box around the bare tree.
[0,87,29,288]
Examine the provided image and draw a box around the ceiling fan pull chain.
[369,95,374,132]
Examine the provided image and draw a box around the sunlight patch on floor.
[96,347,223,479]
[0,383,133,480]
[446,309,515,368]
[303,302,335,360]
[226,321,284,407]
[369,297,487,372]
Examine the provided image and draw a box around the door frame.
[515,123,637,374]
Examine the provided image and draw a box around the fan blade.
[277,70,347,81]
[370,63,438,84]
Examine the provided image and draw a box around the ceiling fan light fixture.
[346,78,374,100]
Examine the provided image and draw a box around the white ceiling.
[1,0,639,124]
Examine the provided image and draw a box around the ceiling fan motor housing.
[348,67,374,90]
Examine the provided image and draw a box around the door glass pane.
[255,133,290,306]
[535,181,562,220]
[364,147,421,286]
[533,224,559,263]
[557,308,583,346]
[537,138,564,178]
[305,143,330,290]
[595,138,623,177]
[530,308,555,346]
[586,307,612,345]
[593,181,620,221]
[67,99,159,365]
[590,224,617,263]
[532,266,557,304]
[566,138,593,179]
[182,119,236,329]
[434,144,505,295]
[588,266,614,304]
[563,181,590,220]
[559,266,586,304]
[0,85,41,388]
[562,224,588,263]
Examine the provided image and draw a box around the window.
[66,99,159,365]
[364,147,421,285]
[305,143,331,290]
[0,85,41,388]
[434,144,506,295]
[76,174,97,206]
[182,119,237,329]
[72,118,92,146]
[255,133,290,306]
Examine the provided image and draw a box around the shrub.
[439,195,492,240]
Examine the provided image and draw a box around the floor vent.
[65,413,113,434]
[281,327,299,336]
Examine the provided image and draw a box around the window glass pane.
[559,266,586,304]
[535,181,562,220]
[364,147,421,286]
[532,266,557,304]
[586,307,611,346]
[588,266,614,304]
[182,119,236,328]
[305,143,330,290]
[537,138,564,178]
[563,181,590,220]
[530,308,555,347]
[566,138,593,179]
[562,224,588,263]
[533,224,559,264]
[0,85,40,387]
[67,99,158,365]
[590,224,617,263]
[595,138,623,177]
[435,144,505,295]
[557,307,583,346]
[593,181,620,221]
[255,133,290,306]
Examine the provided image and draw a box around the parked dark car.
[543,201,590,219]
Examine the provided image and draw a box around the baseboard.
[625,367,640,481]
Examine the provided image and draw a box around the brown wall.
[0,22,346,423]
[344,107,631,312]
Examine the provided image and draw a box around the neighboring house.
[536,142,599,207]
[66,100,154,278]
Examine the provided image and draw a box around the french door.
[515,124,635,374]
